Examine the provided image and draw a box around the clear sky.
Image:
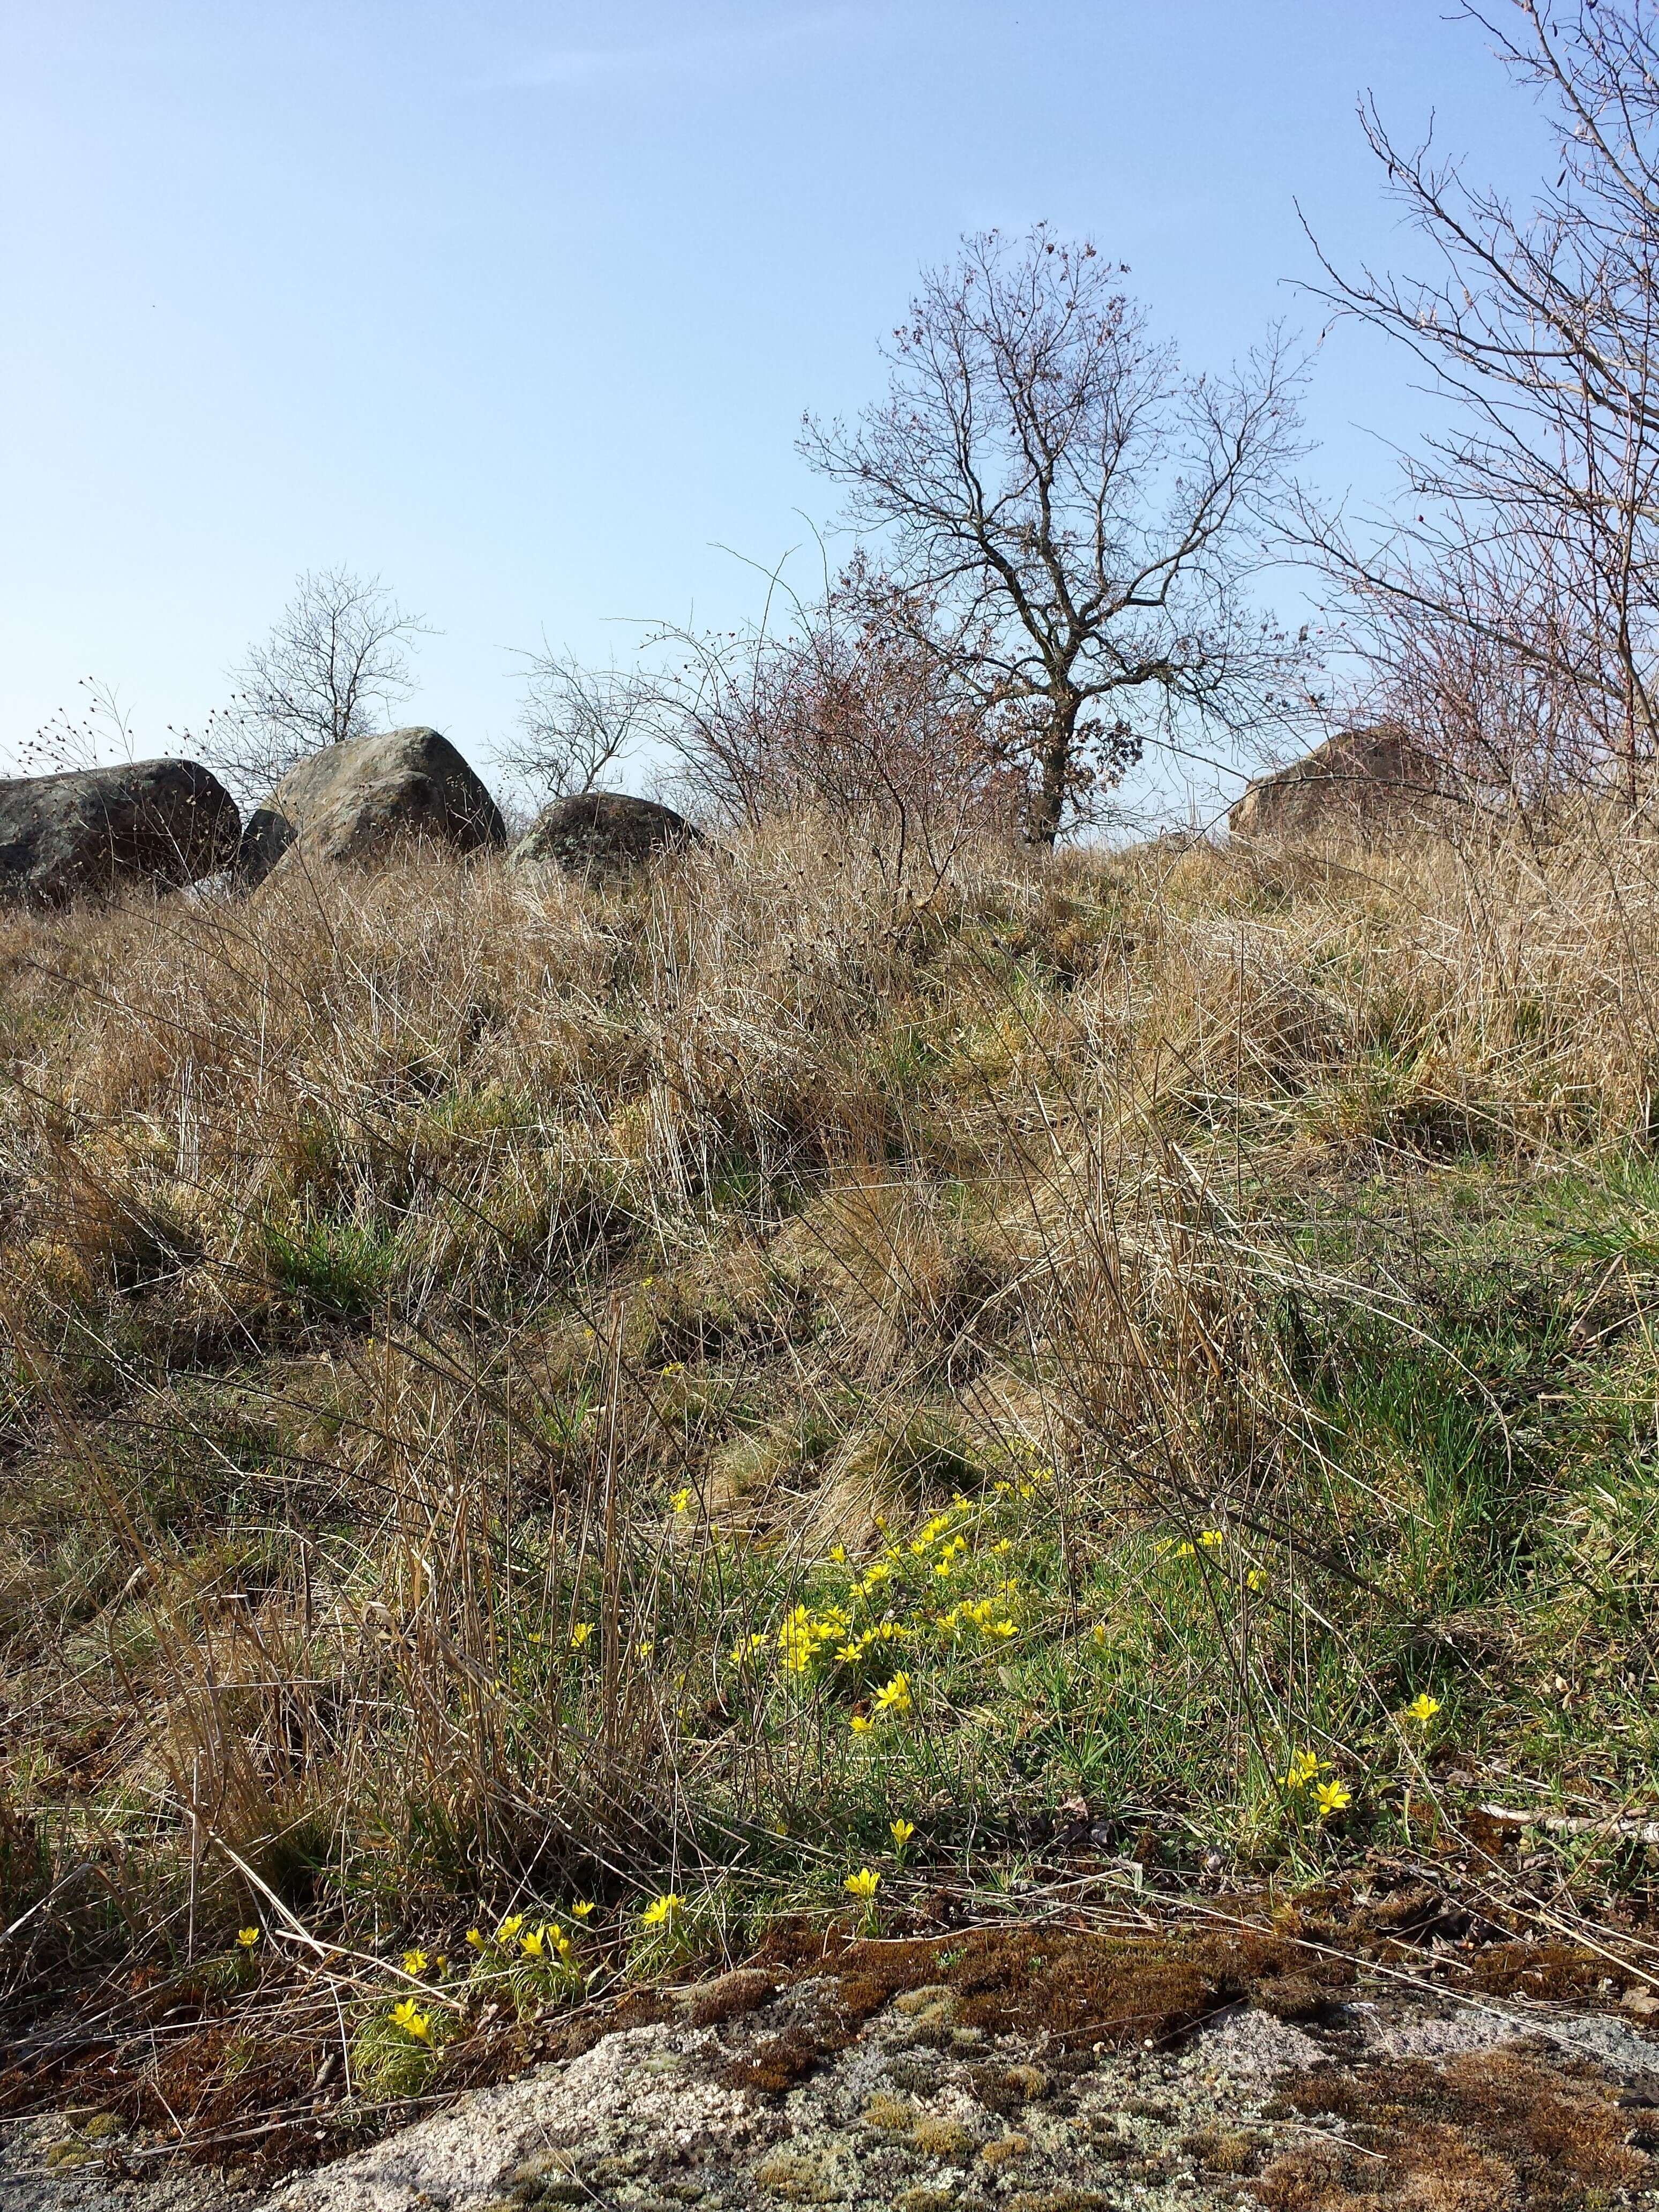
[0,1,1554,799]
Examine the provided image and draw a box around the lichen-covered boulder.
[237,727,504,888]
[1229,728,1445,844]
[0,759,240,906]
[511,791,697,873]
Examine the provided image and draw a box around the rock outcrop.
[4,1941,1656,2211]
[511,791,697,873]
[237,728,505,888]
[1229,727,1445,844]
[0,759,239,906]
[259,1969,1658,2212]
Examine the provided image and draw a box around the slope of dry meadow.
[3,816,1659,2174]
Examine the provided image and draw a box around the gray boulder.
[511,791,697,873]
[0,758,240,907]
[1229,727,1446,845]
[237,727,505,888]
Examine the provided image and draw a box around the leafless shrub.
[653,564,1025,883]
[1304,0,1659,815]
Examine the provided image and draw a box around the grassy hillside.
[3,819,1658,2120]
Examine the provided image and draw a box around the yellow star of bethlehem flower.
[1314,1778,1352,1819]
[402,1949,429,1976]
[670,1488,692,1513]
[391,1998,432,2043]
[845,1867,880,1899]
[890,1819,915,1847]
[235,1926,260,1950]
[1406,1693,1441,1724]
[873,1671,912,1716]
[640,1892,683,1927]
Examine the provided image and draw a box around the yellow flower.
[1406,1693,1441,1725]
[1246,1567,1267,1591]
[1174,1541,1195,1559]
[828,1544,847,1563]
[850,1714,873,1734]
[570,1622,594,1649]
[890,1819,915,1847]
[634,1640,654,1660]
[520,1927,547,1958]
[640,1892,683,1927]
[495,1914,525,1942]
[660,1361,685,1376]
[1092,1622,1109,1647]
[466,1927,485,1949]
[1199,1528,1224,1550]
[643,1275,656,1288]
[235,1926,260,1950]
[571,1900,595,1918]
[844,1867,880,1899]
[988,1618,1017,1639]
[992,1537,1012,1555]
[1281,1748,1324,1790]
[390,1998,432,2043]
[873,1671,912,1717]
[670,1488,692,1514]
[402,1949,429,1976]
[1313,1778,1352,1820]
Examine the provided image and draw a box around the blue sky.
[0,2,1552,800]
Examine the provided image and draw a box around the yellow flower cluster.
[850,1669,914,1733]
[391,1998,432,2043]
[873,1670,912,1715]
[935,1595,1017,1638]
[1160,1528,1227,1560]
[640,1892,684,1927]
[518,1920,572,1961]
[1282,1746,1351,1819]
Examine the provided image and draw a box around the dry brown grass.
[5,806,1659,2062]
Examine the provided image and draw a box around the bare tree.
[197,567,429,801]
[1303,1,1659,813]
[497,645,655,805]
[801,226,1312,842]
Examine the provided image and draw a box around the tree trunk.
[1028,694,1079,846]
